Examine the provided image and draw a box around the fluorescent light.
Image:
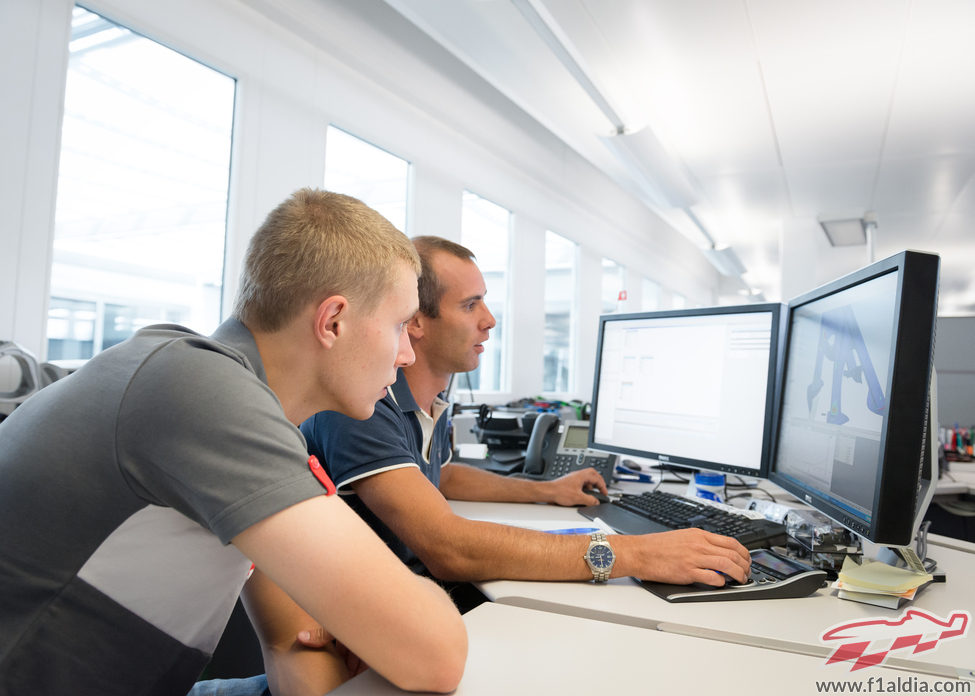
[510,0,624,130]
[600,127,699,210]
[511,0,733,281]
[702,245,747,277]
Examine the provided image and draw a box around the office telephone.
[523,414,616,485]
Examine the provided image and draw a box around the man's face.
[333,260,418,419]
[413,252,496,375]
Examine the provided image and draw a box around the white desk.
[450,500,975,682]
[330,602,972,695]
[937,466,975,494]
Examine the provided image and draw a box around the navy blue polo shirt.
[300,368,452,572]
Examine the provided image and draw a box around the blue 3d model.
[806,305,886,425]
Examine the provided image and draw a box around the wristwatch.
[583,532,615,582]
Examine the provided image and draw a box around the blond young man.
[0,191,466,696]
[301,236,750,590]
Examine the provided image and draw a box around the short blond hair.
[234,189,420,332]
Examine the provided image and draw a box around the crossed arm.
[232,493,467,696]
[352,464,750,584]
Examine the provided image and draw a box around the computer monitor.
[768,250,940,548]
[588,303,782,479]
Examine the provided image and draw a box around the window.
[48,7,234,360]
[641,277,661,312]
[46,298,96,361]
[543,231,576,392]
[672,293,687,309]
[460,192,510,391]
[324,126,410,233]
[601,258,625,314]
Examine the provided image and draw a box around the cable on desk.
[725,475,757,489]
[651,465,690,483]
[727,488,778,504]
[916,520,938,573]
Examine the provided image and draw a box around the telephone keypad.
[551,453,577,477]
[549,452,614,480]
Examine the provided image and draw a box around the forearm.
[262,642,350,696]
[413,516,596,582]
[420,520,752,586]
[234,496,466,694]
[242,569,351,696]
[439,463,556,503]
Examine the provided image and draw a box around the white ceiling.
[381,0,975,313]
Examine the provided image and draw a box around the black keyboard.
[578,490,787,550]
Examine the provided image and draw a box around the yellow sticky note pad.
[837,557,932,594]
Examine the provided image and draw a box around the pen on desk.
[545,527,600,535]
[614,473,650,483]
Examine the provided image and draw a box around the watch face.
[588,544,614,569]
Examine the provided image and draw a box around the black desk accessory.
[640,548,827,603]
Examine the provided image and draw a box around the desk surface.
[450,499,975,682]
[938,465,975,494]
[331,602,972,695]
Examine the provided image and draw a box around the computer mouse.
[715,570,750,587]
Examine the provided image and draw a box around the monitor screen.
[769,251,940,547]
[588,303,781,478]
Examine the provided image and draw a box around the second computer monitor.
[769,250,940,548]
[589,303,782,478]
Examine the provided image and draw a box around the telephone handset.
[523,415,616,485]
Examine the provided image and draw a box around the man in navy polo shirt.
[301,236,751,589]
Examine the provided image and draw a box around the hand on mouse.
[612,528,751,585]
[538,468,608,506]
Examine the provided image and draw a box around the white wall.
[1,0,720,402]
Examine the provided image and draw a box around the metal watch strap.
[587,531,612,582]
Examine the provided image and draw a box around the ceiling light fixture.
[818,212,877,247]
[510,0,625,131]
[703,245,747,277]
[511,0,701,212]
[512,0,745,278]
[599,127,699,211]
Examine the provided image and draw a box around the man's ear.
[314,295,348,348]
[406,313,425,341]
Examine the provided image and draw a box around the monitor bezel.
[767,250,940,547]
[587,302,783,480]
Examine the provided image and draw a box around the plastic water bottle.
[688,471,726,503]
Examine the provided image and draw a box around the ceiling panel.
[379,0,975,312]
[885,15,975,158]
[785,161,877,217]
[748,1,906,166]
[874,155,975,215]
[697,170,789,221]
